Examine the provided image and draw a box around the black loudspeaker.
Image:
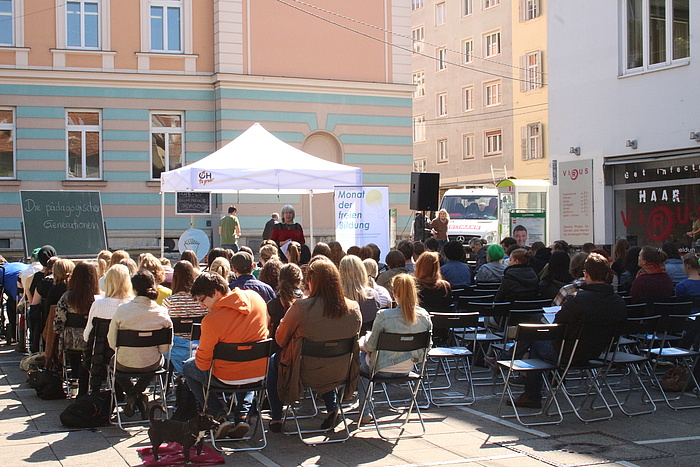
[409,172,440,211]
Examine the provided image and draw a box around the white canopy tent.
[159,123,363,255]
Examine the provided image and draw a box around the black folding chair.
[108,327,173,428]
[598,315,659,416]
[647,314,700,410]
[203,339,272,452]
[283,336,357,445]
[358,331,431,440]
[496,323,567,427]
[426,312,479,405]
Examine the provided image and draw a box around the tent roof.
[160,123,362,194]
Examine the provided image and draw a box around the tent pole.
[308,190,314,245]
[160,191,165,258]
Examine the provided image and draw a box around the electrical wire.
[282,0,546,78]
[275,0,540,85]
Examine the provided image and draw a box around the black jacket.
[262,218,278,240]
[554,283,627,363]
[494,264,539,303]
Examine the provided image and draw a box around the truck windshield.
[440,195,498,220]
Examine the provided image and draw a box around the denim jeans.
[266,353,337,421]
[523,340,558,399]
[182,357,253,422]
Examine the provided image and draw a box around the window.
[0,108,15,178]
[462,0,473,16]
[462,133,475,160]
[412,71,425,98]
[151,113,184,179]
[413,158,427,172]
[435,2,446,26]
[437,93,448,117]
[437,47,447,70]
[520,51,543,91]
[412,27,424,53]
[0,0,12,46]
[521,122,543,160]
[412,0,424,11]
[484,31,501,57]
[413,115,426,142]
[463,86,474,111]
[66,1,99,48]
[519,0,540,21]
[484,0,500,9]
[484,80,501,106]
[437,138,448,163]
[485,129,502,155]
[625,0,689,72]
[150,0,182,52]
[66,110,101,179]
[463,39,473,63]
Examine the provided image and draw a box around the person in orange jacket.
[182,272,268,439]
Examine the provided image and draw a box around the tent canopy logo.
[198,171,214,186]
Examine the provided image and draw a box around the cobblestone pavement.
[2,346,700,466]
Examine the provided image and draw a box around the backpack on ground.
[28,369,65,400]
[60,391,112,428]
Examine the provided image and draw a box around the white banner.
[335,186,390,260]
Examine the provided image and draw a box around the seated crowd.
[16,218,700,437]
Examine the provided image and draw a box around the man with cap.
[229,251,276,303]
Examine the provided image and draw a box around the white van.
[439,188,499,244]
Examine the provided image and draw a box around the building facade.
[0,0,414,254]
[548,0,696,249]
[410,0,547,192]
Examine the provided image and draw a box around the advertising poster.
[510,212,546,247]
[335,186,390,258]
[559,159,594,245]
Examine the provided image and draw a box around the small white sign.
[178,228,211,261]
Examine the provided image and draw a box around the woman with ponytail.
[107,270,172,418]
[357,274,432,424]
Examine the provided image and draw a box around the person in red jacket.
[182,272,269,439]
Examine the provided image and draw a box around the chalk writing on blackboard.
[176,192,210,216]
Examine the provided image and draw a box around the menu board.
[558,160,593,244]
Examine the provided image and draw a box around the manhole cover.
[497,431,672,467]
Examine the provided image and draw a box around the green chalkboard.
[20,190,107,256]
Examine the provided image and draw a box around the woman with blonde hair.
[208,256,231,282]
[139,253,171,305]
[358,274,432,424]
[266,257,362,432]
[84,264,134,340]
[339,255,381,333]
[431,209,450,249]
[83,264,134,391]
[47,258,75,311]
[414,251,452,311]
[362,258,392,308]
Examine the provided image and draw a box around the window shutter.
[519,0,525,22]
[537,50,543,88]
[534,0,541,19]
[520,55,527,92]
[536,122,543,159]
[521,125,528,160]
